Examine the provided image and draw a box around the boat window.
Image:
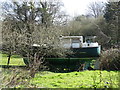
[72,39,80,48]
[62,39,71,48]
[86,39,91,43]
[86,39,93,43]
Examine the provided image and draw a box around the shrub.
[1,68,31,88]
[99,48,120,70]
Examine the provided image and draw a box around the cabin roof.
[60,36,83,39]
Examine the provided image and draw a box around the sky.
[0,0,108,17]
[62,0,108,17]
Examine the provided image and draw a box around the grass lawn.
[0,53,25,66]
[29,70,120,88]
[2,68,120,88]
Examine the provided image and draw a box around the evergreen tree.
[104,1,120,47]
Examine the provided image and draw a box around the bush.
[1,68,31,88]
[99,48,120,70]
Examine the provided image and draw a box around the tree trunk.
[29,53,44,78]
[7,54,11,66]
[29,65,36,78]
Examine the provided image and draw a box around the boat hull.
[23,46,101,64]
[69,46,101,58]
[23,46,101,71]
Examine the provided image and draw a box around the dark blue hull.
[69,46,101,58]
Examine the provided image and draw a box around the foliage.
[62,15,110,47]
[62,15,96,36]
[99,48,120,70]
[104,2,120,47]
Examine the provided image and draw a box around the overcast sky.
[62,0,108,17]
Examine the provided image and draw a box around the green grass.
[30,71,120,88]
[2,69,119,88]
[0,53,25,66]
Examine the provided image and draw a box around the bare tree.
[2,0,67,31]
[2,20,20,66]
[17,25,68,77]
[2,19,68,77]
[87,1,105,18]
[1,0,69,77]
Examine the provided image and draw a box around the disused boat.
[24,36,101,71]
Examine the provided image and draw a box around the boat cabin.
[60,36,99,48]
